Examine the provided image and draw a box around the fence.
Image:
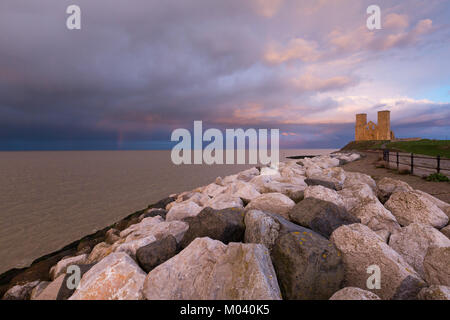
[382,149,449,176]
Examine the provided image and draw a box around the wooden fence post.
[411,153,414,174]
[437,155,441,174]
[396,152,399,170]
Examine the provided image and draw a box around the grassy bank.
[341,139,450,158]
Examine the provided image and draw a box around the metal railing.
[382,149,449,175]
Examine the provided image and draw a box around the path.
[341,152,450,203]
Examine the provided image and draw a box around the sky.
[0,0,449,150]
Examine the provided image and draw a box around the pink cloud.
[264,38,321,64]
[384,13,409,30]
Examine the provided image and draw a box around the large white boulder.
[385,191,449,228]
[205,192,244,210]
[343,171,377,192]
[245,193,295,220]
[166,201,203,222]
[143,237,282,300]
[49,254,88,280]
[223,180,261,203]
[389,223,450,278]
[202,183,227,198]
[115,216,188,258]
[329,287,381,300]
[304,185,346,208]
[418,285,450,300]
[237,167,260,182]
[377,177,413,203]
[414,189,450,218]
[423,247,450,286]
[331,223,425,300]
[244,210,281,251]
[70,252,146,300]
[339,183,401,236]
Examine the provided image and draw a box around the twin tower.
[355,110,395,141]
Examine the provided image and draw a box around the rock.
[244,210,281,251]
[339,184,401,235]
[377,177,413,203]
[271,225,344,299]
[30,281,50,300]
[76,237,102,255]
[304,185,346,208]
[2,280,40,300]
[339,182,378,211]
[335,153,362,165]
[385,191,449,228]
[258,180,306,203]
[224,180,261,203]
[288,197,360,238]
[113,235,156,260]
[260,166,279,176]
[49,254,88,280]
[330,223,425,300]
[418,285,450,300]
[180,207,245,248]
[329,287,381,300]
[185,192,211,206]
[278,161,306,177]
[87,242,114,264]
[249,173,281,193]
[148,196,176,210]
[143,237,282,300]
[105,228,120,244]
[115,216,188,259]
[423,247,450,286]
[305,178,336,190]
[343,172,377,192]
[140,208,168,220]
[205,193,244,210]
[202,183,227,198]
[122,217,189,244]
[375,229,391,243]
[32,275,66,300]
[441,225,450,239]
[136,235,178,272]
[56,264,95,300]
[166,201,203,222]
[414,189,450,218]
[222,174,238,185]
[70,252,146,300]
[237,167,260,182]
[389,223,450,278]
[308,167,346,190]
[245,193,295,220]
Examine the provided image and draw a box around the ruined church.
[355,110,395,141]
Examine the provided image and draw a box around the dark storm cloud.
[0,0,448,150]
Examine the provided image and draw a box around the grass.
[340,140,389,151]
[341,139,450,158]
[425,173,450,182]
[384,139,450,158]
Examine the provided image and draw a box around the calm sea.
[0,149,336,274]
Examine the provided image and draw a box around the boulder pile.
[2,152,449,300]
